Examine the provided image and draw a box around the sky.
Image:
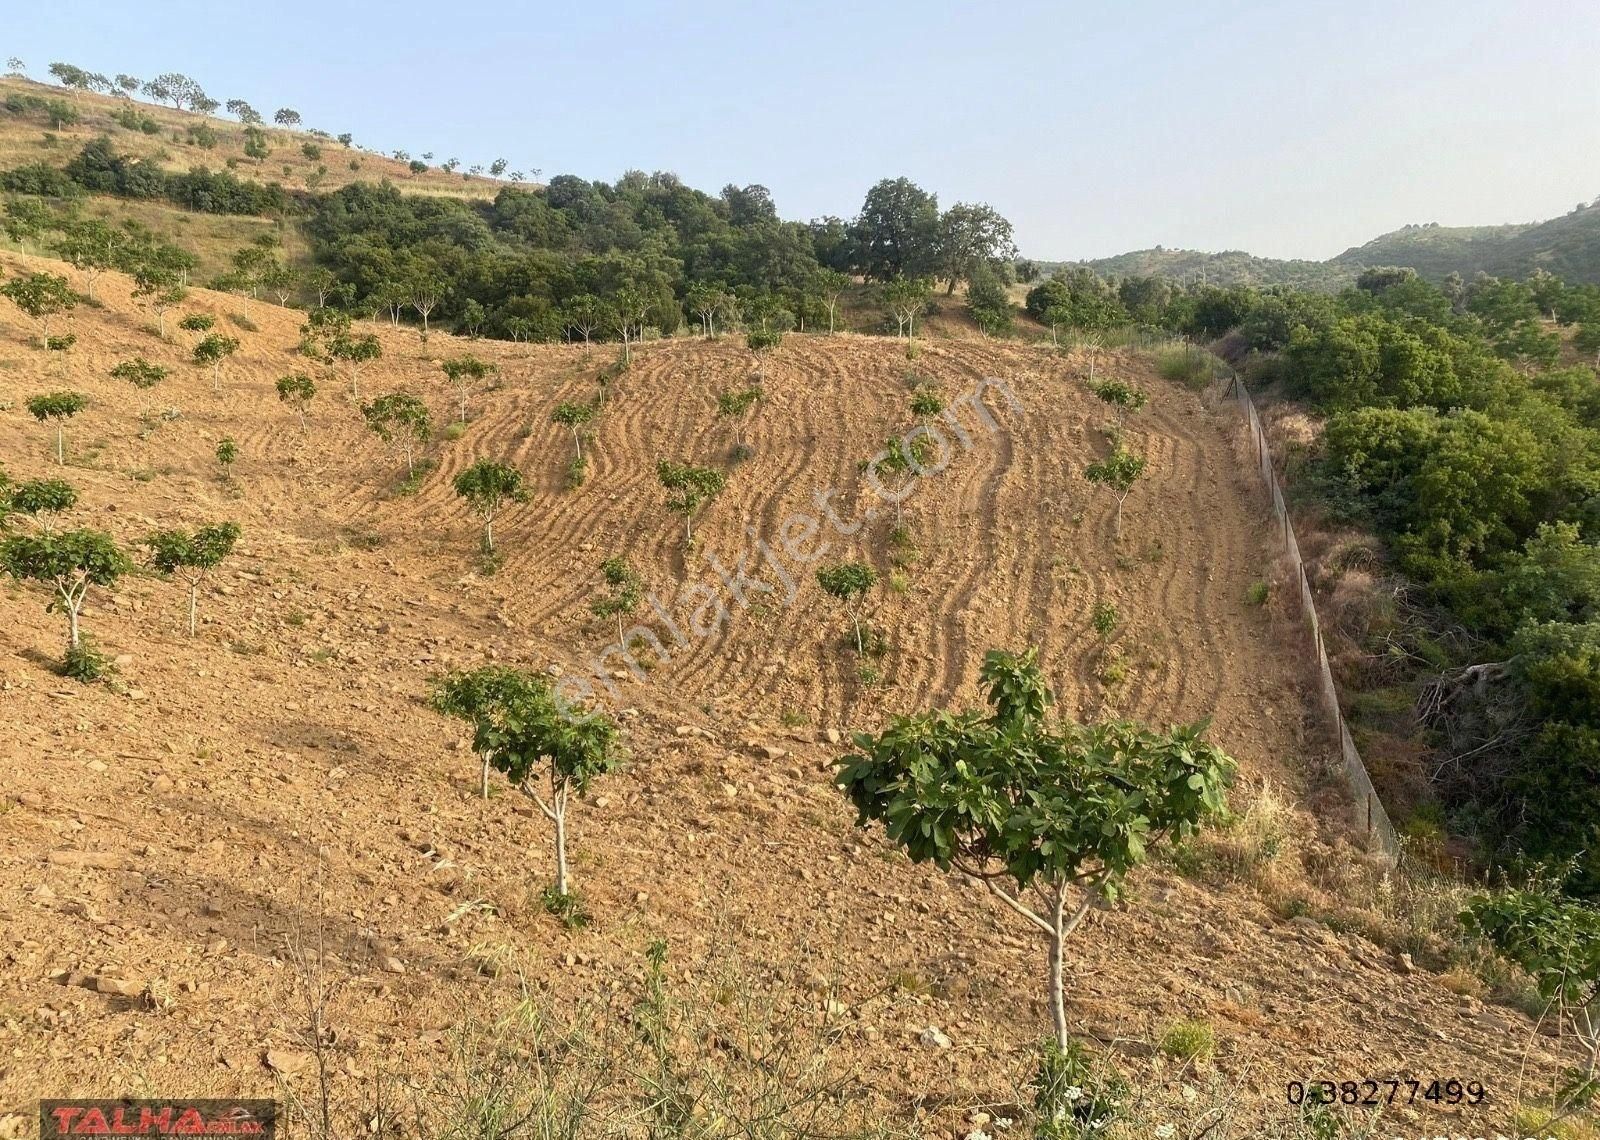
[7,0,1600,262]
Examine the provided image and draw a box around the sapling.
[193,332,241,394]
[0,270,76,344]
[361,393,432,476]
[215,437,238,478]
[551,401,594,461]
[836,648,1235,1050]
[1,528,132,676]
[110,357,170,417]
[9,479,77,532]
[591,556,643,643]
[870,433,934,529]
[431,666,622,895]
[656,460,726,544]
[275,372,317,429]
[1090,379,1147,429]
[144,521,241,635]
[26,391,87,464]
[716,387,761,455]
[452,459,527,553]
[330,332,381,399]
[45,334,75,375]
[910,389,943,418]
[816,561,877,654]
[178,313,216,334]
[1085,445,1147,540]
[440,354,495,422]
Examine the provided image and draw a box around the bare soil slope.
[0,258,1571,1134]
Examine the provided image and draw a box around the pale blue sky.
[7,0,1598,260]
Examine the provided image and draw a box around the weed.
[1247,580,1271,606]
[540,886,591,929]
[61,637,111,683]
[1160,1019,1215,1062]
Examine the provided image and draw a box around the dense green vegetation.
[1,134,1016,342]
[1048,263,1600,896]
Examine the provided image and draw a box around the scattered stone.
[917,1026,952,1048]
[1396,952,1415,974]
[93,976,142,998]
[823,728,842,746]
[85,760,108,774]
[381,956,406,975]
[263,1050,309,1074]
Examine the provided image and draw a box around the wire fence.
[1218,368,1400,858]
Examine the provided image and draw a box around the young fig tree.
[440,354,495,422]
[716,387,761,455]
[835,648,1235,1049]
[431,666,622,897]
[330,331,381,399]
[816,561,877,654]
[1085,445,1147,540]
[215,437,238,479]
[551,401,594,461]
[193,332,241,394]
[0,270,76,344]
[9,479,78,532]
[361,393,431,476]
[656,460,726,545]
[27,391,88,464]
[110,357,170,416]
[1,528,132,664]
[144,522,241,635]
[452,459,527,553]
[1089,379,1148,429]
[591,556,643,643]
[275,372,317,429]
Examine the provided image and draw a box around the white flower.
[1154,1126,1177,1140]
[1063,1086,1084,1103]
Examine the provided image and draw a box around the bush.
[746,328,783,351]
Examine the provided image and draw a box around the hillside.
[0,251,1581,1135]
[1330,206,1600,283]
[1070,203,1600,290]
[0,73,510,201]
[1070,249,1355,291]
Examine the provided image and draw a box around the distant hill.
[1057,202,1600,290]
[1065,248,1353,290]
